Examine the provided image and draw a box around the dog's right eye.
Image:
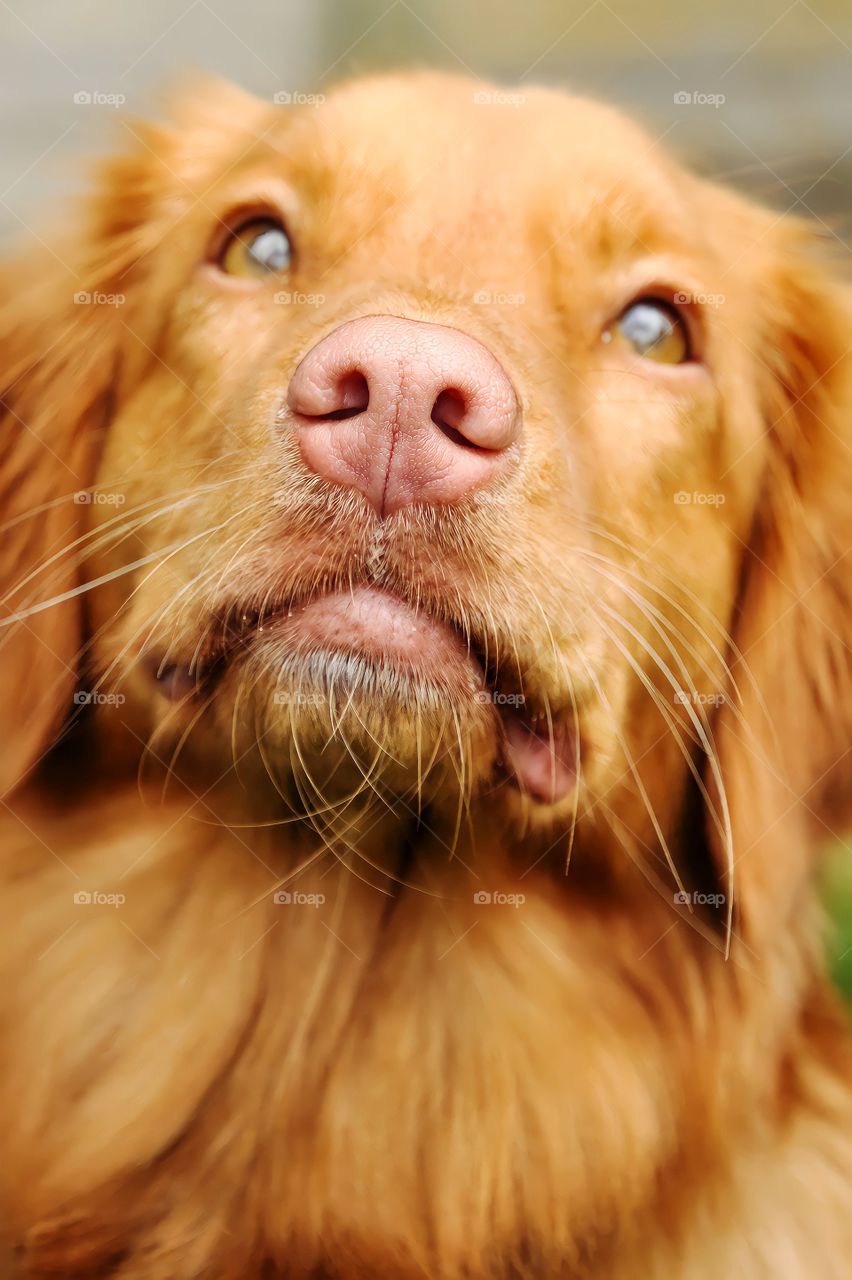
[217,217,292,279]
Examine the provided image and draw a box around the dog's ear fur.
[0,252,120,795]
[706,221,852,944]
[0,79,272,797]
[0,115,180,796]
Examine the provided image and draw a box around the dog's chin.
[236,661,498,810]
[211,589,497,810]
[192,588,579,816]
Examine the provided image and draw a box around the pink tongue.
[503,715,576,804]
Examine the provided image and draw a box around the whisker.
[595,600,735,950]
[569,635,692,911]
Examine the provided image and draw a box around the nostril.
[328,369,369,419]
[431,388,483,451]
[291,368,370,422]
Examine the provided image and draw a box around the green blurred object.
[823,840,852,997]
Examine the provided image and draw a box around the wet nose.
[286,315,521,515]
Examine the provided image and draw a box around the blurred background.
[3,0,852,232]
[0,0,849,983]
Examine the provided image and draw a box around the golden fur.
[0,73,850,1278]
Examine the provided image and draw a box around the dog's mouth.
[150,585,578,804]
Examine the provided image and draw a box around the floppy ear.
[706,224,852,945]
[0,251,123,795]
[0,117,167,795]
[0,79,276,797]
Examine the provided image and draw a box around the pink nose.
[286,315,521,514]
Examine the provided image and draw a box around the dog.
[0,71,850,1279]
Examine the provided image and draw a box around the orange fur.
[0,73,850,1279]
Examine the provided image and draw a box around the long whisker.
[83,496,266,703]
[595,600,735,951]
[595,602,728,841]
[0,517,237,625]
[580,518,777,747]
[597,801,752,966]
[578,549,745,710]
[1,478,245,608]
[568,635,692,910]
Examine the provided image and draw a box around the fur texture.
[0,73,850,1279]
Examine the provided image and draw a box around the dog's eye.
[218,217,292,279]
[605,299,690,364]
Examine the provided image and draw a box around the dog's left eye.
[218,217,292,279]
[605,298,691,364]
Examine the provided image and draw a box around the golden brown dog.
[0,72,850,1279]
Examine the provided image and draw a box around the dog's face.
[86,78,761,823]
[3,74,850,928]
